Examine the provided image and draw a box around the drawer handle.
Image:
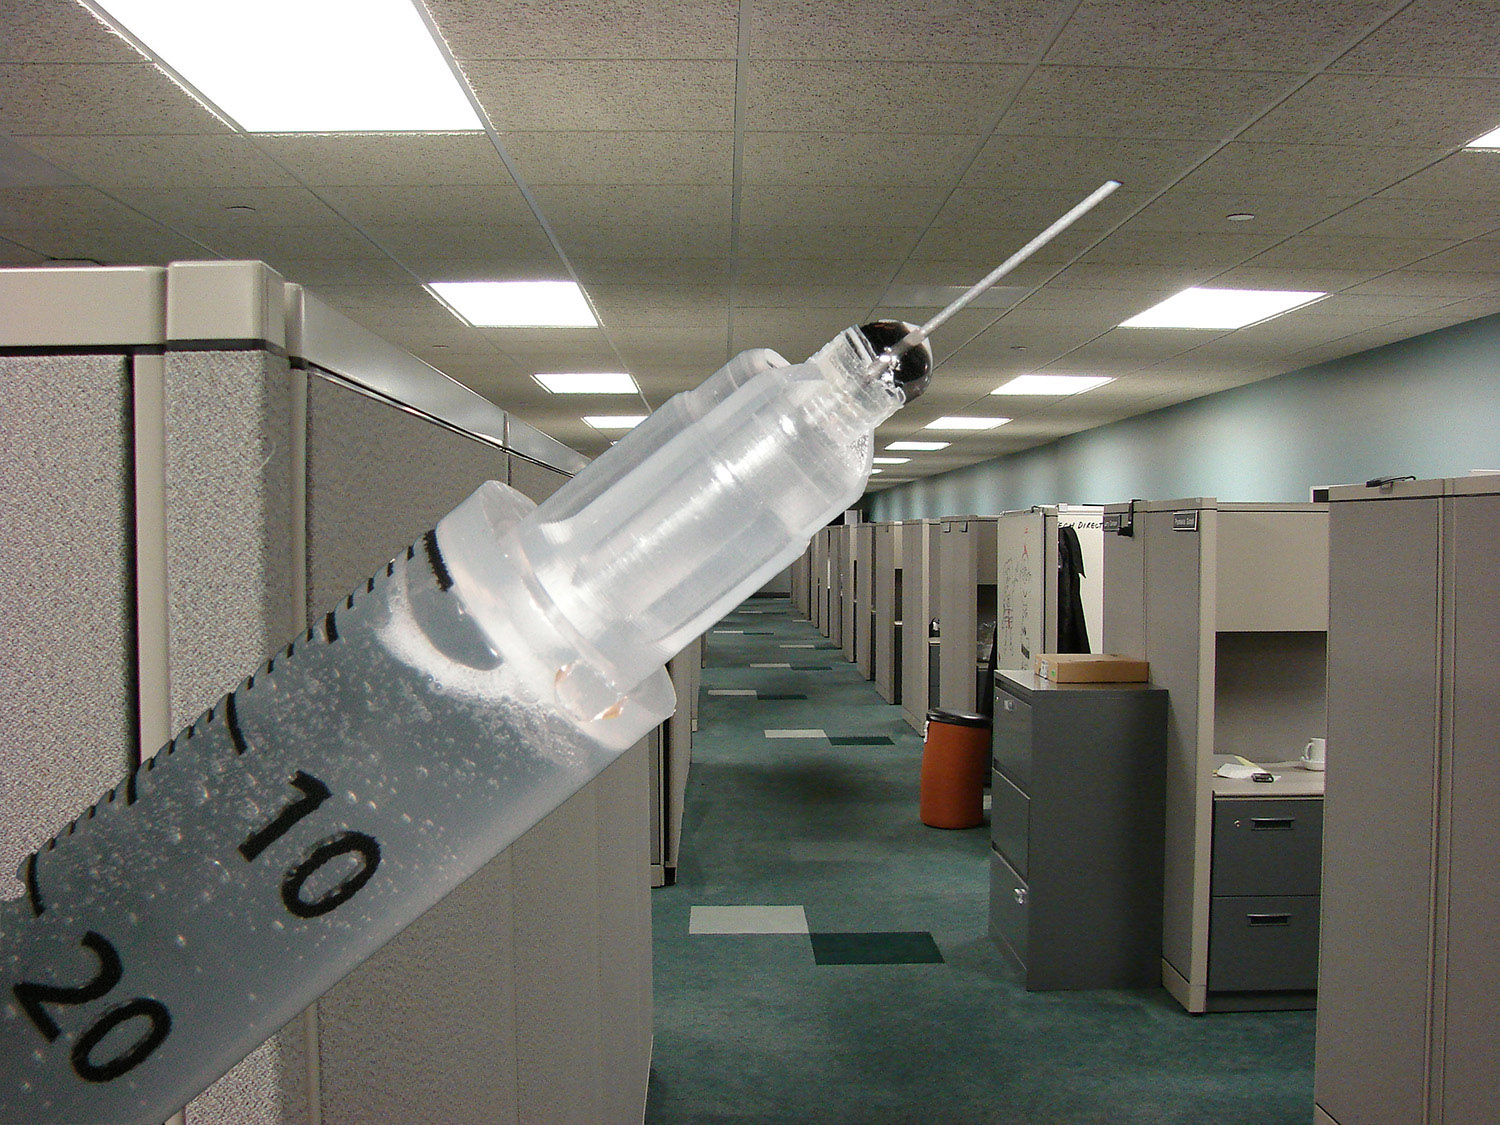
[1003,700,1015,712]
[1246,913,1291,926]
[1013,887,1027,906]
[1248,817,1295,830]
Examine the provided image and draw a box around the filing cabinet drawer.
[988,847,1029,971]
[991,686,1032,789]
[990,770,1029,878]
[1212,798,1323,897]
[1208,894,1320,992]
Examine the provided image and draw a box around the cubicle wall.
[996,506,1105,671]
[853,524,875,677]
[842,524,862,664]
[899,520,939,732]
[936,517,998,714]
[0,263,654,1125]
[873,523,904,703]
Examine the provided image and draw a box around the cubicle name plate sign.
[1102,512,1123,533]
[1173,511,1200,532]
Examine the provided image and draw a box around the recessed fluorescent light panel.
[992,374,1113,396]
[924,416,1011,430]
[886,441,950,451]
[1120,287,1325,330]
[1467,125,1500,149]
[431,281,599,328]
[872,457,910,465]
[533,372,638,395]
[89,0,484,132]
[584,415,646,431]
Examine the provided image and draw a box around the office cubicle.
[1103,498,1328,1015]
[0,262,653,1125]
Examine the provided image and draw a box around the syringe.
[0,181,1118,1124]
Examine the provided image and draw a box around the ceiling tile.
[1204,264,1385,292]
[1375,150,1500,202]
[1172,140,1442,199]
[1045,0,1390,69]
[742,132,978,186]
[1400,238,1500,272]
[1071,227,1279,269]
[1330,0,1500,78]
[0,63,230,135]
[747,0,1067,63]
[532,183,730,230]
[179,223,380,261]
[252,134,515,187]
[359,223,557,266]
[1240,73,1500,148]
[739,183,948,229]
[736,222,913,261]
[7,222,208,264]
[0,2,145,63]
[993,66,1296,141]
[113,185,345,228]
[573,257,733,285]
[552,219,730,258]
[504,131,733,184]
[316,183,534,228]
[907,222,1093,266]
[431,0,739,60]
[1125,190,1362,238]
[745,62,1027,134]
[12,134,299,189]
[0,236,47,265]
[962,134,1211,196]
[1302,197,1499,241]
[463,60,735,131]
[1245,233,1463,272]
[1341,270,1500,299]
[734,283,884,310]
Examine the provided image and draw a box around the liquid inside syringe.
[0,180,1118,1124]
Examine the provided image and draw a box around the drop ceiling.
[2,0,1499,488]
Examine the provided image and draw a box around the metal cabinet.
[987,671,1168,990]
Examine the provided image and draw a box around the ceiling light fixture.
[429,281,599,328]
[87,0,484,132]
[584,415,646,431]
[992,374,1113,396]
[923,416,1011,430]
[872,457,910,465]
[533,372,638,395]
[1226,213,1255,221]
[886,441,950,451]
[1466,125,1500,150]
[1120,286,1325,330]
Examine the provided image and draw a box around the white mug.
[1302,737,1326,771]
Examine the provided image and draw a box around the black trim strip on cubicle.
[0,339,285,358]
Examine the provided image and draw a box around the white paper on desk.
[1215,760,1281,781]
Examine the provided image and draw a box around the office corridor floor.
[644,597,1315,1125]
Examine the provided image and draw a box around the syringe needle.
[891,179,1121,356]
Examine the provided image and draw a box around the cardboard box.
[1035,653,1150,683]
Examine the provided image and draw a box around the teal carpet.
[646,598,1315,1124]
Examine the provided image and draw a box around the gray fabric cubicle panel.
[303,373,506,617]
[509,455,569,503]
[302,372,520,1124]
[161,352,311,1125]
[0,356,136,899]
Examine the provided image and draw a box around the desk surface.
[1211,755,1325,797]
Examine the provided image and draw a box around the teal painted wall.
[866,312,1500,521]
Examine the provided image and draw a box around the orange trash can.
[919,708,991,829]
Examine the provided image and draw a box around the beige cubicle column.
[1101,503,1146,657]
[900,520,939,732]
[843,523,865,665]
[1316,477,1500,1125]
[873,523,904,703]
[936,517,997,714]
[831,526,848,648]
[854,523,876,678]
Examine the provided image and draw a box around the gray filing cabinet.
[988,670,1168,989]
[1208,791,1322,993]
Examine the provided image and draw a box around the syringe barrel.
[501,326,902,702]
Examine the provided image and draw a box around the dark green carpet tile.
[827,735,894,746]
[756,693,807,701]
[811,930,944,965]
[649,596,1315,1124]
